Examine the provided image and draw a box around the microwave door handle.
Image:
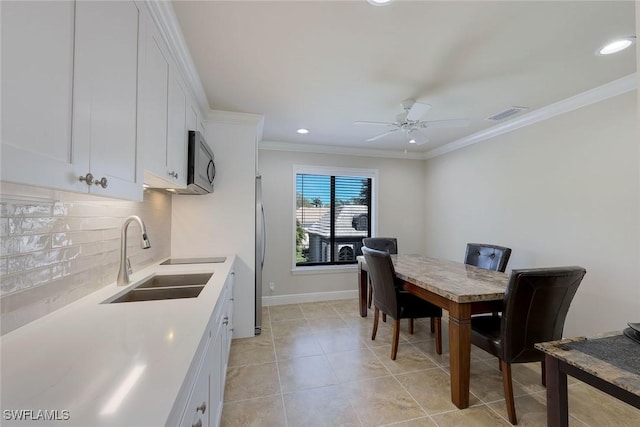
[207,160,215,184]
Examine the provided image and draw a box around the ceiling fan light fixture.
[367,0,394,6]
[408,139,416,144]
[597,37,635,55]
[296,128,309,134]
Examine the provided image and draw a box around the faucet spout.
[117,215,151,286]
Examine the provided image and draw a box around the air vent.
[486,106,529,121]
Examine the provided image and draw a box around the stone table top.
[358,254,508,303]
[536,331,640,397]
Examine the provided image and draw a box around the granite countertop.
[359,254,508,303]
[536,331,640,397]
[0,255,236,427]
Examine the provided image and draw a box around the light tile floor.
[221,299,640,427]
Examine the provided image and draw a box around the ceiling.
[172,0,636,154]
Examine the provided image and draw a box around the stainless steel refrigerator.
[255,175,265,335]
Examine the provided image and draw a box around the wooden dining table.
[357,253,508,409]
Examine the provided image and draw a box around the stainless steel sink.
[134,273,213,289]
[109,286,205,303]
[106,273,212,303]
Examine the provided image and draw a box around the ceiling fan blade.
[366,129,399,142]
[353,121,395,126]
[413,137,430,146]
[405,101,431,121]
[407,129,428,146]
[419,119,470,129]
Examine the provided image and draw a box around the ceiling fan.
[353,99,470,145]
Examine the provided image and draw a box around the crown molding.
[207,110,265,128]
[424,73,637,159]
[145,0,209,113]
[259,140,426,160]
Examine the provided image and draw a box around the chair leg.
[430,317,435,333]
[391,318,400,360]
[367,280,373,309]
[434,317,442,355]
[371,306,379,341]
[541,360,546,387]
[500,359,518,425]
[409,318,414,334]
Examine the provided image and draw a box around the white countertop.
[0,255,236,426]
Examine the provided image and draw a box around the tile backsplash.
[0,182,172,334]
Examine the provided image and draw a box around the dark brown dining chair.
[464,243,512,273]
[470,266,587,425]
[362,247,442,360]
[362,237,398,311]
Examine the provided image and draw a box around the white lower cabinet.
[176,268,234,427]
[180,336,212,427]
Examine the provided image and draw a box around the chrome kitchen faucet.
[117,215,151,286]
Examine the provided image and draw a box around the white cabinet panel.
[187,103,199,133]
[141,11,174,187]
[209,322,224,427]
[179,336,211,427]
[167,73,188,185]
[73,0,142,200]
[0,1,82,192]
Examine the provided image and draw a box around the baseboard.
[262,290,358,306]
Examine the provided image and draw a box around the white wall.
[423,91,639,337]
[258,149,426,301]
[171,115,260,338]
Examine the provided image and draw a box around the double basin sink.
[108,273,213,303]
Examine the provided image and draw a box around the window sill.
[291,265,358,275]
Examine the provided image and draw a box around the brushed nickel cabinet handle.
[94,177,108,188]
[196,402,206,414]
[79,173,94,185]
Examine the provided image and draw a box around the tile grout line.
[268,305,290,427]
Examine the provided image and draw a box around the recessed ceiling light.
[597,37,635,55]
[297,128,309,134]
[367,0,393,6]
[408,139,416,144]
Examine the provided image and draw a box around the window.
[295,166,375,267]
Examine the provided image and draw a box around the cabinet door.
[140,12,173,187]
[180,337,211,427]
[210,322,224,427]
[223,272,235,362]
[167,72,188,186]
[73,0,143,200]
[187,103,199,134]
[0,1,83,192]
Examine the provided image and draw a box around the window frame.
[292,165,378,272]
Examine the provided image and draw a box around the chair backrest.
[362,247,399,318]
[501,266,586,363]
[362,237,398,254]
[465,243,512,272]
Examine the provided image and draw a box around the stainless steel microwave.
[175,131,215,194]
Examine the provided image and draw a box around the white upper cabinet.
[73,0,143,200]
[140,7,190,189]
[1,0,143,201]
[166,71,188,187]
[1,1,82,192]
